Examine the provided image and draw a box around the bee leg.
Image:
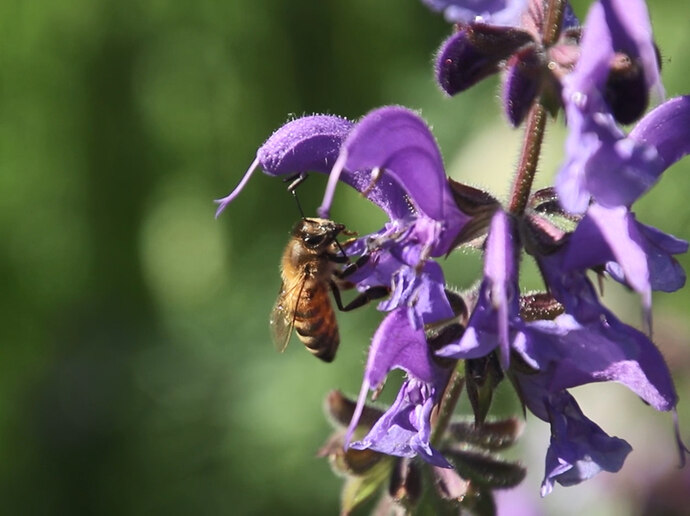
[330,281,389,312]
[333,254,370,276]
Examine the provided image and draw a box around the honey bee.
[270,218,352,362]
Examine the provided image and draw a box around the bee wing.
[270,277,308,353]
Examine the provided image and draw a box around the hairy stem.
[431,0,568,448]
[507,0,567,216]
[507,102,546,215]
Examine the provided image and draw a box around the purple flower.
[317,106,471,327]
[214,115,353,217]
[513,312,678,414]
[437,210,519,367]
[563,204,687,314]
[318,106,468,256]
[433,1,579,124]
[435,23,534,97]
[512,372,632,496]
[532,250,688,466]
[556,96,690,313]
[215,108,470,328]
[557,0,665,214]
[346,308,453,468]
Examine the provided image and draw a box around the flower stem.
[507,0,566,216]
[430,363,464,446]
[432,0,568,447]
[507,102,546,216]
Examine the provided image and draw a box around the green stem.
[430,363,464,446]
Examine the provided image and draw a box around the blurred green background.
[2,1,690,514]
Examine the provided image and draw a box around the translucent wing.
[270,277,307,353]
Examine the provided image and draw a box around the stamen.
[641,290,652,337]
[318,150,348,219]
[214,157,260,218]
[360,167,383,198]
[344,379,370,448]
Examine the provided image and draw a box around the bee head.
[293,218,345,251]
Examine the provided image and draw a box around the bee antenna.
[292,190,306,219]
[335,240,350,263]
[284,173,308,219]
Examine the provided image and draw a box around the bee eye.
[304,234,326,247]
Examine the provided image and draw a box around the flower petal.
[319,106,469,254]
[437,210,518,367]
[629,96,690,178]
[540,390,632,496]
[557,0,665,212]
[516,313,678,412]
[349,379,452,468]
[502,45,541,127]
[436,25,533,97]
[215,115,352,216]
[363,308,441,386]
[563,204,687,300]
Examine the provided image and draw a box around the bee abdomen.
[296,326,339,362]
[294,288,339,362]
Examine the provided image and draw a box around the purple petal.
[564,1,611,98]
[557,0,665,212]
[215,115,352,216]
[540,390,632,495]
[436,29,500,96]
[319,106,469,254]
[350,379,452,468]
[485,210,517,367]
[502,45,540,127]
[583,128,661,209]
[351,241,454,327]
[516,313,678,412]
[437,210,518,366]
[636,223,688,292]
[436,26,533,97]
[346,307,454,466]
[629,96,690,179]
[564,205,687,298]
[557,98,662,212]
[564,205,650,309]
[257,115,353,175]
[600,0,662,97]
[422,0,528,26]
[511,373,632,495]
[364,308,442,387]
[538,253,604,323]
[328,107,448,221]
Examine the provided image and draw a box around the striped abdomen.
[294,281,340,362]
